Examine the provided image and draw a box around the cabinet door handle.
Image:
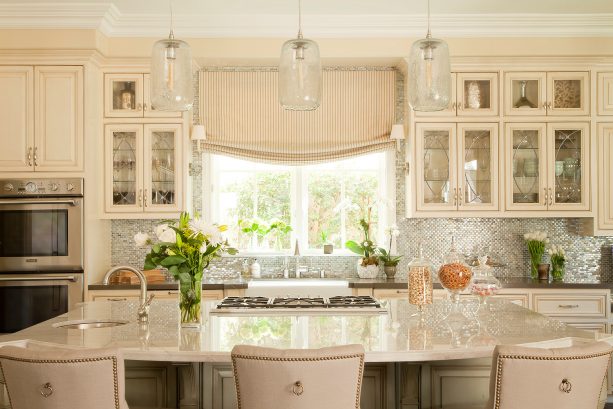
[138,189,143,207]
[557,304,579,309]
[547,102,552,109]
[143,103,148,112]
[144,189,148,207]
[549,187,553,206]
[107,298,128,302]
[451,102,457,110]
[137,103,142,112]
[542,103,548,110]
[453,188,458,206]
[33,147,38,167]
[458,187,463,206]
[27,147,32,166]
[543,187,548,206]
[458,102,463,110]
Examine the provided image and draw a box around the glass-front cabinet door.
[105,125,143,213]
[504,72,547,116]
[505,123,547,211]
[547,72,589,116]
[547,123,589,211]
[456,72,499,116]
[104,74,144,118]
[143,124,182,213]
[457,123,499,211]
[415,123,457,211]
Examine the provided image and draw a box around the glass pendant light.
[150,0,194,112]
[408,0,451,112]
[279,0,321,111]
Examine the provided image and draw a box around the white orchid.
[133,232,150,247]
[155,223,176,243]
[386,224,400,237]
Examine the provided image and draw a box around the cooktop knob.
[66,183,75,192]
[50,183,59,191]
[3,183,13,192]
[25,182,37,193]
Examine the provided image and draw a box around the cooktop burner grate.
[215,295,381,309]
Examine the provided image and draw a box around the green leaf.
[161,255,187,267]
[345,240,364,256]
[144,255,156,271]
[169,265,180,279]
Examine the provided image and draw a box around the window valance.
[199,68,397,164]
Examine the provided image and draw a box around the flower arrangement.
[548,245,566,281]
[135,212,237,327]
[345,215,378,267]
[378,224,402,267]
[523,231,549,279]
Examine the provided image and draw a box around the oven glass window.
[0,285,68,333]
[0,210,68,257]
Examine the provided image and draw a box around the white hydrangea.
[133,232,150,247]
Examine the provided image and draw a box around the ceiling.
[1,0,613,37]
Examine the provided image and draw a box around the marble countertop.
[88,276,613,291]
[1,298,608,363]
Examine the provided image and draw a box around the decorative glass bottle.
[407,243,433,309]
[438,237,472,304]
[514,80,537,108]
[470,256,501,304]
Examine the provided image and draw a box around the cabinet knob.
[144,189,148,207]
[548,187,553,206]
[27,147,32,167]
[137,103,142,112]
[453,188,458,206]
[543,188,548,206]
[138,189,143,207]
[143,103,148,112]
[458,187,463,206]
[33,147,38,167]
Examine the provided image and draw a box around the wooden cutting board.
[108,269,167,284]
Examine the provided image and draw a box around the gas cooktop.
[211,296,386,315]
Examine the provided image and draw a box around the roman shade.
[200,68,396,164]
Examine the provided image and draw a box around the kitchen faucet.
[103,266,154,323]
[293,240,308,278]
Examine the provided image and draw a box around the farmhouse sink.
[53,319,129,330]
[245,279,351,297]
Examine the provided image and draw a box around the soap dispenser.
[250,258,261,279]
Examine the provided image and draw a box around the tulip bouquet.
[548,245,566,281]
[134,212,237,327]
[524,231,549,279]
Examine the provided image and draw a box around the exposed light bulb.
[295,44,305,89]
[165,45,176,92]
[423,44,434,90]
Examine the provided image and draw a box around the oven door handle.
[0,275,78,282]
[0,199,78,206]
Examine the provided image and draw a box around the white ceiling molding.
[0,3,613,38]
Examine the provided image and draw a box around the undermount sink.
[53,319,129,330]
[245,279,351,297]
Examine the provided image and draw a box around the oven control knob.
[3,183,13,192]
[50,183,59,191]
[66,183,75,192]
[25,182,37,193]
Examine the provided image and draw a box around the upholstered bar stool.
[0,342,129,409]
[486,341,612,409]
[231,344,365,409]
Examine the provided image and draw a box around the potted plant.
[378,224,402,279]
[239,218,269,250]
[267,219,292,251]
[548,245,566,281]
[320,231,333,254]
[346,212,379,279]
[136,212,237,328]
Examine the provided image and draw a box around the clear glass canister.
[470,256,501,304]
[438,237,472,304]
[408,243,433,307]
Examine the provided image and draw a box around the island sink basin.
[53,319,129,330]
[245,279,351,298]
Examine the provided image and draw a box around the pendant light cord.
[297,0,303,39]
[169,0,175,39]
[426,0,432,38]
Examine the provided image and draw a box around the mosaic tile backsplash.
[110,67,613,282]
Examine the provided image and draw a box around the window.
[207,152,395,253]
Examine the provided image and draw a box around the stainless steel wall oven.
[0,178,84,333]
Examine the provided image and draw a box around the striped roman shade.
[199,68,396,164]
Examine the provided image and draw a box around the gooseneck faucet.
[103,266,154,323]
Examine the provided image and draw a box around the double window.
[205,151,395,253]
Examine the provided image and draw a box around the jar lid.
[408,242,432,268]
[443,236,465,265]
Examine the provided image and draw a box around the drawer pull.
[108,297,128,301]
[396,290,408,294]
[167,291,178,295]
[557,304,580,309]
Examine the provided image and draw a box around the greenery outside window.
[206,151,395,254]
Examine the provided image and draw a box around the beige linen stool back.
[0,342,129,409]
[485,341,612,409]
[231,344,365,409]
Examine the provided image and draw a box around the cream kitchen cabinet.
[595,124,613,233]
[505,122,590,212]
[597,73,613,116]
[415,72,499,117]
[504,71,589,116]
[104,73,181,118]
[88,289,225,302]
[414,122,499,213]
[104,123,184,217]
[0,65,83,172]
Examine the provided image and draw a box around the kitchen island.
[1,298,610,409]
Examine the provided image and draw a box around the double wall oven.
[0,178,84,333]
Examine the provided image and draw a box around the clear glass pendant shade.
[150,35,194,112]
[408,36,451,112]
[279,37,321,111]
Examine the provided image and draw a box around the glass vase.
[529,255,540,279]
[180,278,202,329]
[551,262,565,281]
